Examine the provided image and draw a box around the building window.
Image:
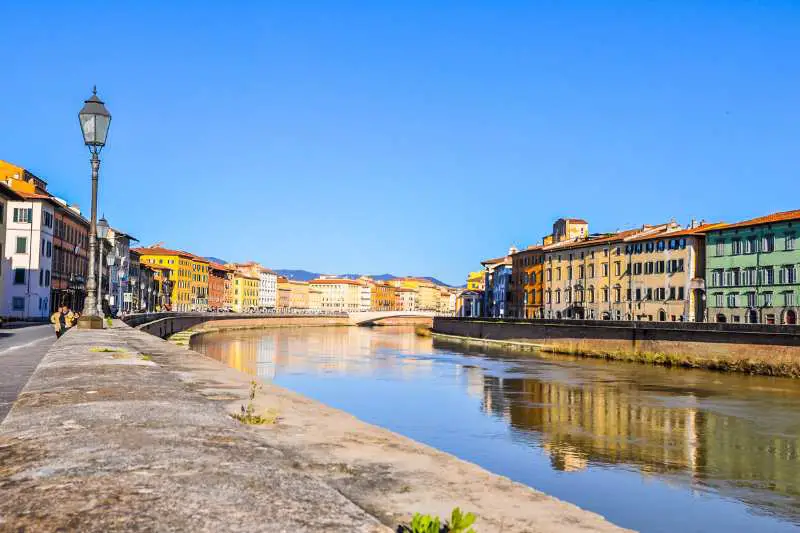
[602,287,609,302]
[715,240,725,256]
[760,267,775,285]
[13,268,25,285]
[746,292,756,307]
[786,233,796,251]
[613,286,621,303]
[731,239,742,255]
[12,297,24,311]
[13,208,33,223]
[602,263,609,277]
[45,270,50,287]
[42,211,53,228]
[713,293,723,307]
[614,262,621,276]
[744,236,758,254]
[763,292,773,307]
[727,293,737,307]
[779,265,796,284]
[762,234,775,253]
[15,236,27,254]
[784,292,795,307]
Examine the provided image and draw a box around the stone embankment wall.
[124,313,351,338]
[433,318,800,377]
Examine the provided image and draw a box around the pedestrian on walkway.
[65,308,76,329]
[50,305,68,338]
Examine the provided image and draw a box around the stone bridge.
[347,311,438,326]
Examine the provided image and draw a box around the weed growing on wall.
[231,381,278,425]
[398,508,476,533]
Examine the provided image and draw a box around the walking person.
[50,305,67,339]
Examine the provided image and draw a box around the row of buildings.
[0,160,457,319]
[458,211,800,325]
[131,250,458,314]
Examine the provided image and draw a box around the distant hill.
[274,269,321,281]
[204,256,228,265]
[274,269,454,287]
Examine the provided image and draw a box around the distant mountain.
[204,256,228,265]
[274,269,321,281]
[274,269,455,287]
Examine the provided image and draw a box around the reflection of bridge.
[348,311,438,326]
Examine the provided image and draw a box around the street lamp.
[77,87,111,329]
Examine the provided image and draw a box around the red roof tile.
[712,210,800,231]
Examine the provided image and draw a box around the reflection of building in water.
[485,375,800,517]
[255,338,276,380]
[462,365,485,399]
[495,378,700,474]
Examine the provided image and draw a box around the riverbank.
[433,318,800,378]
[0,322,628,532]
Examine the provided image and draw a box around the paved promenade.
[0,322,628,532]
[0,324,54,422]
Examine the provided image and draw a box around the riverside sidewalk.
[0,322,629,533]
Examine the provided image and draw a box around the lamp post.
[77,87,111,329]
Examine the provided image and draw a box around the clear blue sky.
[2,2,798,285]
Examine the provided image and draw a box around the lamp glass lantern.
[78,87,111,150]
[97,216,110,240]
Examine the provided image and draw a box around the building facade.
[395,287,417,311]
[232,271,259,312]
[510,246,544,318]
[623,223,715,322]
[190,256,209,311]
[309,278,362,312]
[208,263,230,311]
[3,192,55,319]
[481,248,515,318]
[134,247,194,311]
[705,210,800,325]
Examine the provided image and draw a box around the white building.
[359,281,371,311]
[260,268,277,310]
[3,192,55,319]
[396,287,417,311]
[104,225,138,314]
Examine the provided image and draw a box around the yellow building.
[189,255,210,311]
[370,281,396,311]
[277,276,292,310]
[390,277,440,311]
[134,247,194,311]
[309,285,323,311]
[309,278,362,312]
[288,280,310,310]
[466,271,485,291]
[232,271,259,312]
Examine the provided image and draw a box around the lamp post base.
[77,315,104,330]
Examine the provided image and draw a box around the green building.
[705,210,799,324]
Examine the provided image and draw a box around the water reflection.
[192,326,800,533]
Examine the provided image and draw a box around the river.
[191,325,800,533]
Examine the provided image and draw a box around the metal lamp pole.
[77,87,111,329]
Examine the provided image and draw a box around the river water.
[191,326,800,533]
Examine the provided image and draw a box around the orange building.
[511,245,545,318]
[208,263,231,311]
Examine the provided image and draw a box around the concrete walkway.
[0,322,629,532]
[0,324,54,422]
